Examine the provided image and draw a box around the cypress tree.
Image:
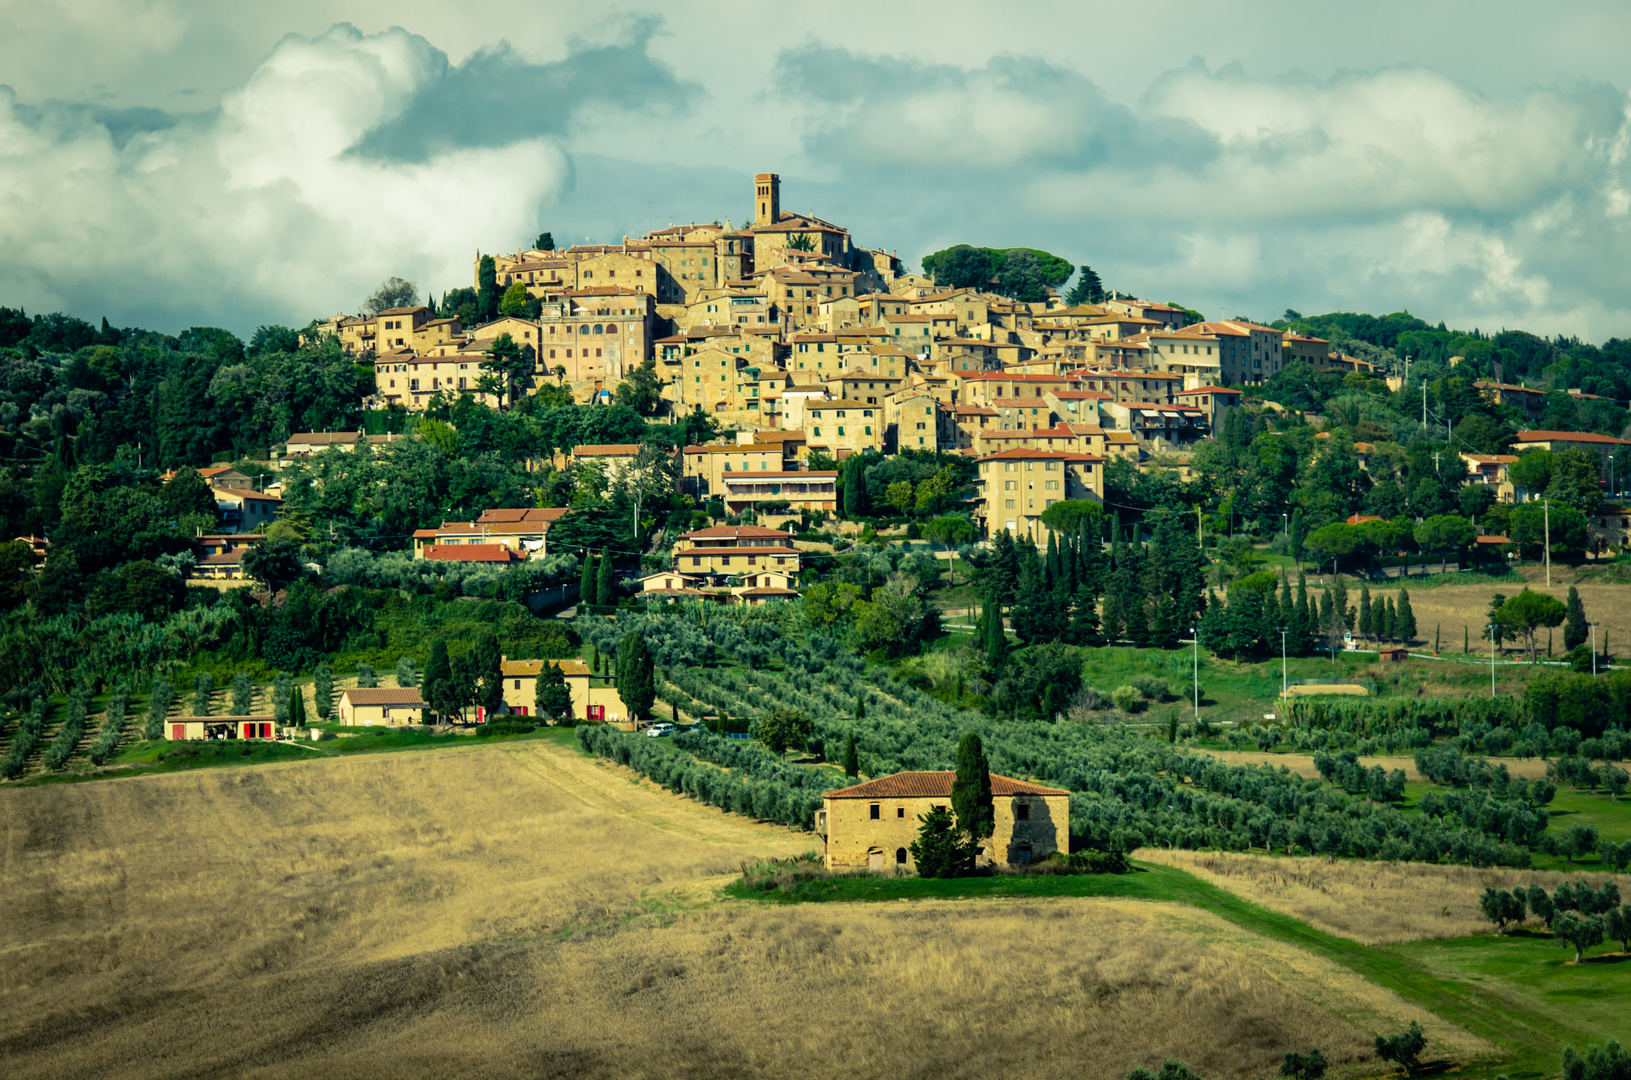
[1331,575,1352,630]
[843,732,859,778]
[1011,541,1050,644]
[1079,521,1105,594]
[424,639,453,723]
[595,548,614,607]
[951,732,995,844]
[1069,582,1102,645]
[579,552,596,608]
[985,600,1006,667]
[1358,585,1373,640]
[1378,595,1395,640]
[1292,571,1313,655]
[1397,589,1417,642]
[855,696,866,723]
[312,661,333,719]
[1564,585,1588,651]
[1124,596,1150,647]
[1045,532,1061,588]
[1464,626,1470,654]
[289,685,307,728]
[617,632,656,723]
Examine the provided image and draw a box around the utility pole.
[1433,450,1441,475]
[1544,501,1551,587]
[1422,382,1428,429]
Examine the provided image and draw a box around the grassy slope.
[729,862,1623,1076]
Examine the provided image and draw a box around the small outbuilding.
[1378,647,1410,663]
[165,716,277,740]
[814,770,1069,871]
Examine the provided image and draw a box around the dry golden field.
[1360,565,1631,657]
[0,738,1465,1079]
[1139,849,1630,944]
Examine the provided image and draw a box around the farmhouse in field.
[336,687,425,726]
[498,657,629,723]
[814,770,1069,871]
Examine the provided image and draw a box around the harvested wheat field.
[0,738,1440,1079]
[1378,567,1631,657]
[1140,849,1631,944]
[1193,750,1551,782]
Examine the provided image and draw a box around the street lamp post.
[1190,627,1200,722]
[1278,627,1289,702]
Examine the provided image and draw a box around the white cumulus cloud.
[0,24,570,332]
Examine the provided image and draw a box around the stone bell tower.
[754,172,780,227]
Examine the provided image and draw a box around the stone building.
[814,771,1069,871]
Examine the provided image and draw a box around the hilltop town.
[290,169,1459,546]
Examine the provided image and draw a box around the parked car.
[645,722,675,738]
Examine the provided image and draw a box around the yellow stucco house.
[500,658,627,723]
[814,771,1069,871]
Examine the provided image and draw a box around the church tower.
[754,172,780,226]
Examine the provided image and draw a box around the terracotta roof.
[1514,430,1631,445]
[475,508,570,525]
[1345,515,1384,525]
[213,488,280,501]
[423,544,525,563]
[720,470,837,479]
[677,546,802,556]
[824,771,1068,799]
[341,688,425,705]
[678,525,792,540]
[1178,386,1242,395]
[287,432,361,445]
[1476,535,1513,544]
[958,372,1067,382]
[501,659,590,677]
[977,449,1104,463]
[572,444,643,456]
[991,397,1055,409]
[736,587,800,596]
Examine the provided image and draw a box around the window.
[514,680,521,690]
[895,847,908,864]
[896,807,905,819]
[870,804,881,820]
[1016,803,1030,821]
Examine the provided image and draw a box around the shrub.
[1131,675,1173,701]
[1111,685,1143,713]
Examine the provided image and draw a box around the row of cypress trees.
[578,549,617,609]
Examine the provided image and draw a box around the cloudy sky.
[4,0,1631,342]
